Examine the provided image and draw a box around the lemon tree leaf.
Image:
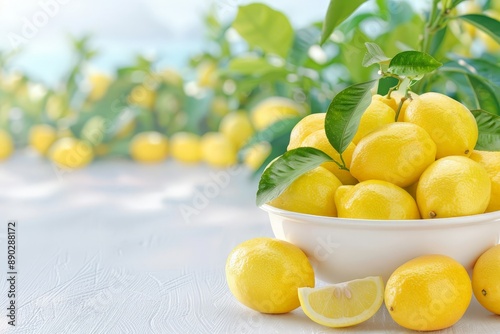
[233,4,294,58]
[458,14,500,45]
[388,51,442,77]
[472,109,500,151]
[442,58,500,87]
[325,80,377,154]
[362,42,390,67]
[288,26,322,66]
[320,0,368,45]
[239,116,300,161]
[256,147,333,206]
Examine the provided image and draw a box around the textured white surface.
[1,151,500,333]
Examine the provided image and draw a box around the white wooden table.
[1,151,499,333]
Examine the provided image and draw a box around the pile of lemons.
[2,96,307,172]
[269,91,500,219]
[226,237,500,331]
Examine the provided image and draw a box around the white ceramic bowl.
[261,204,500,283]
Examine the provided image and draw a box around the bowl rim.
[260,204,500,228]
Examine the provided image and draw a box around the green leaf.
[388,51,442,77]
[320,0,367,45]
[256,147,334,206]
[362,42,390,67]
[239,117,301,157]
[228,57,283,76]
[233,4,294,58]
[325,80,377,154]
[471,109,500,151]
[442,58,500,87]
[458,14,500,45]
[288,26,322,66]
[451,0,468,8]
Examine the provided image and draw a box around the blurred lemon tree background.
[0,0,499,175]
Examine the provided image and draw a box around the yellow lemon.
[226,237,315,314]
[243,142,271,170]
[385,255,472,331]
[219,111,254,148]
[88,73,112,101]
[49,137,94,169]
[373,92,417,122]
[287,113,326,150]
[335,180,420,220]
[396,93,417,122]
[160,68,183,87]
[472,244,500,315]
[46,94,69,120]
[29,124,57,156]
[299,276,384,328]
[350,122,436,188]
[81,116,106,146]
[470,150,500,212]
[0,129,14,161]
[128,85,156,110]
[198,61,218,88]
[129,132,168,163]
[200,132,237,168]
[352,100,395,144]
[115,120,136,139]
[211,96,230,117]
[269,166,342,217]
[417,156,491,218]
[251,97,305,130]
[170,132,202,164]
[404,92,478,158]
[300,129,358,185]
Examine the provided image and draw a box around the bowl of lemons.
[258,91,500,283]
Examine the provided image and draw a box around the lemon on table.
[472,244,500,314]
[170,132,201,164]
[298,276,384,328]
[269,166,342,217]
[385,255,472,331]
[352,99,395,144]
[287,113,326,150]
[417,156,491,218]
[470,150,500,212]
[404,92,478,159]
[226,237,315,314]
[129,132,168,163]
[0,129,14,161]
[300,129,358,185]
[49,137,94,169]
[200,132,237,168]
[251,97,305,131]
[29,124,58,156]
[350,122,436,188]
[335,180,420,220]
[219,111,254,148]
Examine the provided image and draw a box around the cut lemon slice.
[298,276,384,328]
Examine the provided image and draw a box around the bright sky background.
[0,0,330,83]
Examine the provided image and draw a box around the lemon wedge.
[298,276,384,328]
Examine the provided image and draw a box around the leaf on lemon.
[388,51,442,77]
[325,80,377,154]
[472,109,500,151]
[256,147,333,206]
